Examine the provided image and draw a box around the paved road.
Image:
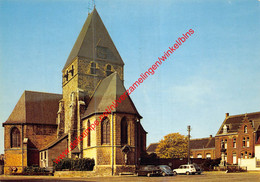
[0,172,260,182]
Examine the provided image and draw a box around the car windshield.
[162,166,171,171]
[164,166,171,170]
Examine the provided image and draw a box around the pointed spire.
[63,8,124,70]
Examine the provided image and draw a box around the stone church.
[3,8,147,175]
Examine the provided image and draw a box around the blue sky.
[0,0,260,154]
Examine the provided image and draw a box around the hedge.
[53,158,95,171]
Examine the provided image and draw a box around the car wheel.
[173,171,177,175]
[198,172,201,175]
[162,172,166,176]
[147,173,151,177]
[186,171,190,175]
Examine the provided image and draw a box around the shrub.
[22,166,49,175]
[53,158,95,171]
[201,158,221,171]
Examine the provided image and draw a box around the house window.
[197,154,202,158]
[91,62,97,74]
[101,117,110,145]
[241,152,244,158]
[243,137,246,147]
[221,139,224,149]
[224,139,227,149]
[233,138,236,148]
[244,125,247,133]
[121,117,128,145]
[233,153,237,164]
[206,153,211,159]
[87,120,91,147]
[249,153,252,158]
[246,137,249,147]
[11,127,20,148]
[245,151,248,159]
[106,65,113,76]
[40,152,43,160]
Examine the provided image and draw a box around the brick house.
[146,136,216,160]
[3,8,147,175]
[215,112,260,165]
[190,136,215,159]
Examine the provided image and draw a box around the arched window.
[121,117,128,145]
[246,137,249,147]
[244,125,248,133]
[224,139,227,149]
[87,120,91,147]
[241,152,244,158]
[233,138,236,148]
[101,117,110,144]
[206,153,211,159]
[197,154,202,158]
[106,65,113,76]
[91,62,97,74]
[11,127,20,148]
[243,137,246,147]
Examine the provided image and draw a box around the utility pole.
[187,125,191,164]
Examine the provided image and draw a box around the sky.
[0,0,260,154]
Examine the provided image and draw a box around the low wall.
[239,158,260,171]
[54,165,136,177]
[54,171,97,177]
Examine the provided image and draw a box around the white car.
[173,164,202,175]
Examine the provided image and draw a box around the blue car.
[157,165,174,176]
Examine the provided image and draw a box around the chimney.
[210,135,212,138]
[225,113,229,118]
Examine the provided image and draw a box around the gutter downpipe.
[111,111,114,175]
[22,124,24,170]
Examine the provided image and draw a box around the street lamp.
[187,125,191,164]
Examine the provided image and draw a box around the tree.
[156,133,188,158]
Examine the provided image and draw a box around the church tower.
[58,8,125,154]
[57,8,147,174]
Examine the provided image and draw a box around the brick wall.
[4,124,57,174]
[215,118,255,164]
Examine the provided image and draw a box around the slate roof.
[82,72,141,119]
[146,143,159,153]
[216,111,260,135]
[63,8,124,70]
[3,90,62,125]
[146,136,215,153]
[190,137,215,149]
[40,133,68,151]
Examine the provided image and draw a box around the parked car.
[173,164,202,175]
[157,165,174,176]
[136,165,161,177]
